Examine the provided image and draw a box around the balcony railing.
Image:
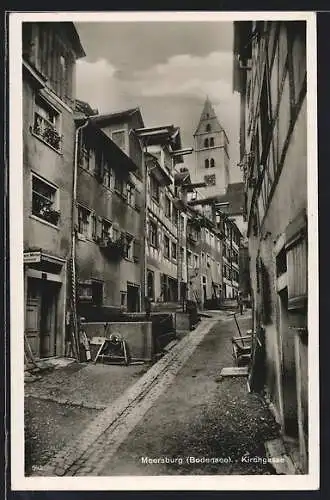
[97,235,127,261]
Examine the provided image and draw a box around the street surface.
[95,313,280,476]
[27,312,280,476]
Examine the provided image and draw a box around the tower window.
[204,138,209,148]
[205,159,209,169]
[210,158,215,168]
[206,124,211,132]
[210,137,214,147]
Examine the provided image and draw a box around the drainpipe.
[137,136,150,312]
[70,117,90,361]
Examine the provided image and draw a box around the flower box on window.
[43,127,62,150]
[41,208,61,225]
[33,113,62,151]
[98,234,126,260]
[32,174,60,226]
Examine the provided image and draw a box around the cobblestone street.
[26,312,281,477]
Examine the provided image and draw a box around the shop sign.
[24,251,41,264]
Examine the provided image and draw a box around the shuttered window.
[285,210,307,310]
[133,239,141,262]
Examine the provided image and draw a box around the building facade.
[234,20,308,471]
[135,126,192,306]
[74,109,145,315]
[221,218,241,299]
[188,196,243,302]
[23,22,85,359]
[185,200,223,308]
[173,169,224,309]
[192,97,230,197]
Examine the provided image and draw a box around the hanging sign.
[24,251,41,264]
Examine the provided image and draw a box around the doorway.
[279,288,299,438]
[147,270,155,300]
[25,278,58,358]
[127,284,140,312]
[168,277,178,302]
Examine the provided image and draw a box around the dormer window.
[210,137,214,147]
[206,124,211,132]
[204,138,209,148]
[111,130,127,153]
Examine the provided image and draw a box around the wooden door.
[127,285,140,312]
[26,297,41,358]
[40,283,57,358]
[279,288,299,438]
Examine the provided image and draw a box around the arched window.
[204,138,209,148]
[206,124,211,132]
[210,137,214,147]
[205,159,209,169]
[210,158,215,168]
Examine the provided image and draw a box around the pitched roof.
[90,107,144,128]
[78,121,138,173]
[64,23,86,59]
[75,99,98,116]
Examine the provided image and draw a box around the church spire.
[194,97,222,136]
[200,96,217,121]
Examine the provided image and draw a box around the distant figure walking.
[237,291,243,315]
[144,296,152,320]
[186,299,198,330]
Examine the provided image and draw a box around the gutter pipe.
[70,117,90,361]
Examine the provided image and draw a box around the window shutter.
[135,189,142,211]
[133,239,140,262]
[146,221,150,242]
[260,259,272,324]
[127,233,133,247]
[91,214,97,240]
[95,150,103,180]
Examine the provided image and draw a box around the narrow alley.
[27,313,281,477]
[16,17,315,488]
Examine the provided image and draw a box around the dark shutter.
[135,189,142,211]
[260,259,272,324]
[133,239,140,262]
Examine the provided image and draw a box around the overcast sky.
[74,21,242,183]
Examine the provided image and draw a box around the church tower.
[192,97,230,197]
